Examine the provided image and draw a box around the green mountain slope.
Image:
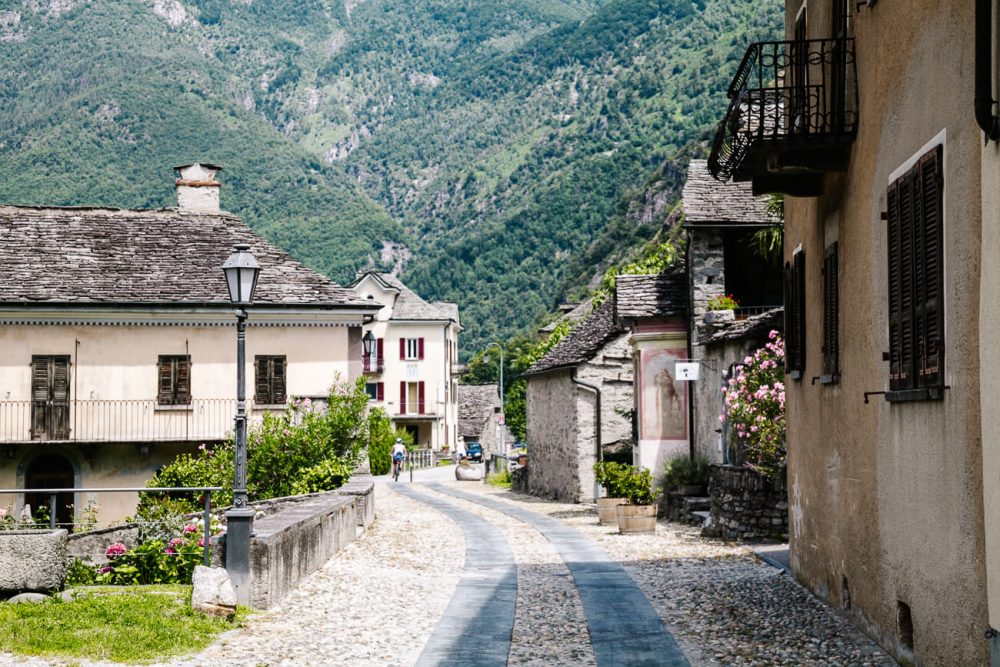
[0,0,782,353]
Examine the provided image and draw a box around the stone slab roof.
[682,160,781,227]
[354,272,460,323]
[614,272,688,320]
[538,299,592,334]
[457,384,500,439]
[704,307,784,344]
[524,301,625,377]
[0,206,370,308]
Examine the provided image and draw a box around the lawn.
[0,585,246,663]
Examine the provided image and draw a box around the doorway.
[24,453,75,529]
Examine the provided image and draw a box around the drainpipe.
[571,370,601,501]
[976,0,1000,141]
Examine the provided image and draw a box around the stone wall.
[704,464,787,541]
[67,523,141,565]
[511,466,528,494]
[0,530,68,595]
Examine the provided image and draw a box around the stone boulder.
[0,530,68,594]
[6,592,48,604]
[191,565,237,618]
[455,463,484,481]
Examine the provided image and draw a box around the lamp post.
[362,330,375,372]
[221,243,260,605]
[486,342,505,460]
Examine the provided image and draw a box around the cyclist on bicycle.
[391,438,406,480]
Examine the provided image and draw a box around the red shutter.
[418,381,425,414]
[400,338,406,360]
[377,382,384,402]
[418,338,425,360]
[377,338,384,371]
[399,381,407,414]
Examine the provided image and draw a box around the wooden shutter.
[255,357,270,403]
[158,357,175,404]
[400,338,406,360]
[175,356,191,405]
[418,337,425,360]
[887,179,905,389]
[31,357,50,439]
[158,355,191,405]
[50,357,70,439]
[784,251,806,378]
[418,381,425,414]
[377,382,384,402]
[272,357,287,404]
[915,147,944,387]
[822,243,839,379]
[399,381,407,414]
[31,355,71,440]
[377,338,384,371]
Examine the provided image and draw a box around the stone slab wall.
[526,370,580,502]
[336,477,376,529]
[0,530,68,595]
[704,464,787,541]
[67,524,140,565]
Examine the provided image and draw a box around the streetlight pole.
[221,244,260,606]
[487,342,505,460]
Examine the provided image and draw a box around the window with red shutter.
[886,145,945,400]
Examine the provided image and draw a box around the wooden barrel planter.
[596,497,626,525]
[616,504,657,534]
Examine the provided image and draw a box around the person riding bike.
[391,438,407,481]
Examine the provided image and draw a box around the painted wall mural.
[640,347,688,441]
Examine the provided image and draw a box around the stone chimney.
[174,163,223,213]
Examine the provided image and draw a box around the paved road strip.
[425,483,691,667]
[394,485,517,667]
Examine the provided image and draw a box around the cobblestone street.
[2,474,896,667]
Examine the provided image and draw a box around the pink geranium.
[183,524,198,534]
[105,542,127,558]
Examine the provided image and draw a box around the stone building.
[708,1,1000,663]
[523,301,632,502]
[350,272,461,451]
[681,159,783,464]
[0,164,377,524]
[613,273,689,476]
[456,383,510,458]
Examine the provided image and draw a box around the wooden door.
[31,355,71,440]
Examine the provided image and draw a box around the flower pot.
[616,504,657,534]
[596,497,626,525]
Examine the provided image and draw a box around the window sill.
[788,370,802,381]
[886,386,948,403]
[155,404,192,412]
[819,374,839,386]
[252,404,287,410]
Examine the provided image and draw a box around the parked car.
[465,441,483,462]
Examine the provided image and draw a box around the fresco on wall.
[640,348,688,441]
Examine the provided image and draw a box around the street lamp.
[221,243,260,605]
[362,330,375,372]
[486,342,505,460]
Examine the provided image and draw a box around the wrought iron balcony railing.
[362,354,384,374]
[708,38,858,186]
[0,399,286,445]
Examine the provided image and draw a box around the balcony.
[0,399,285,445]
[362,354,384,374]
[708,38,858,196]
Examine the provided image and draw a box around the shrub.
[662,455,710,488]
[290,458,354,495]
[65,558,96,586]
[618,465,658,505]
[593,461,630,498]
[722,330,786,479]
[96,524,205,585]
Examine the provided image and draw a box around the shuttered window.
[887,145,944,394]
[31,355,71,440]
[400,338,425,361]
[255,356,287,405]
[821,242,840,383]
[157,355,191,406]
[784,249,806,379]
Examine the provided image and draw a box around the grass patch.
[0,585,247,663]
[486,469,512,488]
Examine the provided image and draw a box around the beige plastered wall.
[0,322,356,523]
[784,0,986,663]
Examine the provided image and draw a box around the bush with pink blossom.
[721,330,787,479]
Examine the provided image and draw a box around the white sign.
[675,362,700,381]
[498,413,505,425]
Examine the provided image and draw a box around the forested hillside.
[0,0,781,353]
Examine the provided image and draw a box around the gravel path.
[1,476,895,667]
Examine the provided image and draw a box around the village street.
[4,466,894,667]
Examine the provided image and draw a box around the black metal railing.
[708,38,858,181]
[361,354,384,373]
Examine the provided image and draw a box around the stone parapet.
[704,464,787,541]
[0,529,68,595]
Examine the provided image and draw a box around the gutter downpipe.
[571,370,602,502]
[976,0,1000,142]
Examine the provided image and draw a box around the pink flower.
[98,566,112,574]
[169,537,184,548]
[105,542,127,558]
[165,547,176,555]
[198,538,205,547]
[183,524,198,534]
[0,508,8,519]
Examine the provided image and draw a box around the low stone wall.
[67,524,140,565]
[336,477,375,529]
[704,465,787,541]
[0,530,68,595]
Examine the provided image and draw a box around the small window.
[400,337,424,361]
[158,355,191,405]
[399,381,425,414]
[255,355,287,405]
[365,382,384,402]
[821,242,840,383]
[784,249,806,379]
[887,145,944,395]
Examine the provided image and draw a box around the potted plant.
[616,465,659,534]
[662,455,710,496]
[704,294,739,325]
[593,461,628,525]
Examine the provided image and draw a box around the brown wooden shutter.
[158,357,174,404]
[272,357,287,403]
[887,179,905,390]
[255,357,270,403]
[399,381,407,414]
[418,381,425,414]
[822,243,839,379]
[400,338,406,360]
[915,146,944,387]
[418,338,425,360]
[175,356,191,405]
[50,357,71,439]
[784,251,806,378]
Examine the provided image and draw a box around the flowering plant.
[707,294,740,311]
[721,330,786,479]
[95,523,211,585]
